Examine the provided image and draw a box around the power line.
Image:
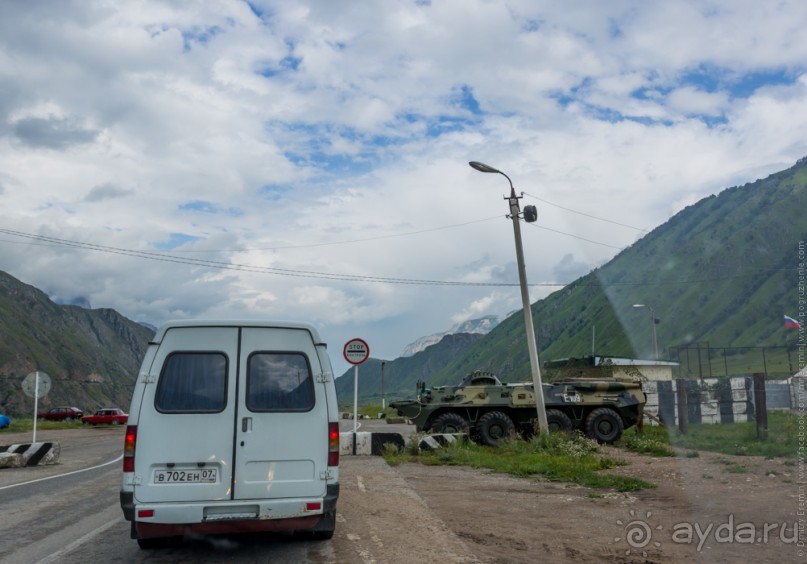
[0,227,787,288]
[526,222,625,250]
[0,228,561,287]
[522,191,649,232]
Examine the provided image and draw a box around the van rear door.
[133,326,239,504]
[233,326,328,500]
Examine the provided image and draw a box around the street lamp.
[381,361,386,411]
[632,304,659,360]
[469,161,548,435]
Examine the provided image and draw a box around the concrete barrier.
[339,432,405,456]
[643,377,753,426]
[0,452,24,468]
[418,433,467,451]
[0,442,61,466]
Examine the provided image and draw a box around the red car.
[81,408,129,426]
[39,406,84,421]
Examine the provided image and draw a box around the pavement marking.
[36,514,123,564]
[0,454,123,491]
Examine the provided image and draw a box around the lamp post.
[632,303,659,360]
[469,161,548,435]
[381,361,386,411]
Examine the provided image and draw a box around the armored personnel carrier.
[390,371,645,445]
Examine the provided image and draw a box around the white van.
[120,320,340,549]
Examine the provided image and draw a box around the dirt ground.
[394,446,805,563]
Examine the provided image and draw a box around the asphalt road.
[0,421,476,564]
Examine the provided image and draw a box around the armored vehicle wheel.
[545,409,573,433]
[585,407,624,444]
[477,411,515,446]
[431,412,469,434]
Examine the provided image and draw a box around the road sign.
[343,338,370,365]
[22,371,51,398]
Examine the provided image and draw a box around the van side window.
[155,352,227,413]
[247,353,315,412]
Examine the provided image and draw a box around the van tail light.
[123,425,137,473]
[328,422,339,467]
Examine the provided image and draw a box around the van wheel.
[545,409,574,433]
[585,407,624,444]
[476,411,515,446]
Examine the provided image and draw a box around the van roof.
[151,320,325,346]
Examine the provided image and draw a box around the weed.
[618,427,674,457]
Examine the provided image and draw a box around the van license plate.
[154,469,218,484]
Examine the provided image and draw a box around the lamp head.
[469,161,500,174]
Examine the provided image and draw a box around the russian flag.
[785,315,801,329]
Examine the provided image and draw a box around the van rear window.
[155,352,227,413]
[247,353,315,412]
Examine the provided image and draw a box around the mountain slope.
[435,157,806,384]
[0,271,154,417]
[340,157,806,401]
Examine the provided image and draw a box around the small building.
[543,355,679,382]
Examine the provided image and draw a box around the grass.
[1,417,87,433]
[618,411,798,458]
[380,409,798,494]
[383,431,654,492]
[617,426,675,457]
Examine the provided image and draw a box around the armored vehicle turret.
[390,371,645,445]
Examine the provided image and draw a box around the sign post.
[343,338,370,453]
[22,371,52,443]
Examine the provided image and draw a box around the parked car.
[39,406,84,421]
[82,408,128,426]
[0,413,10,429]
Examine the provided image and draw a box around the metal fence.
[669,343,800,380]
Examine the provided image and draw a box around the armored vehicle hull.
[390,371,645,445]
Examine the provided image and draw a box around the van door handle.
[242,417,252,432]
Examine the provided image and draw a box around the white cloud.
[0,0,805,376]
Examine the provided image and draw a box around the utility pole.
[469,161,549,435]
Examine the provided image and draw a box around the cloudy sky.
[1,0,806,377]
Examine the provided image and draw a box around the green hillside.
[0,271,154,417]
[339,157,806,403]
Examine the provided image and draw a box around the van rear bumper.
[136,515,320,539]
[122,484,339,538]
